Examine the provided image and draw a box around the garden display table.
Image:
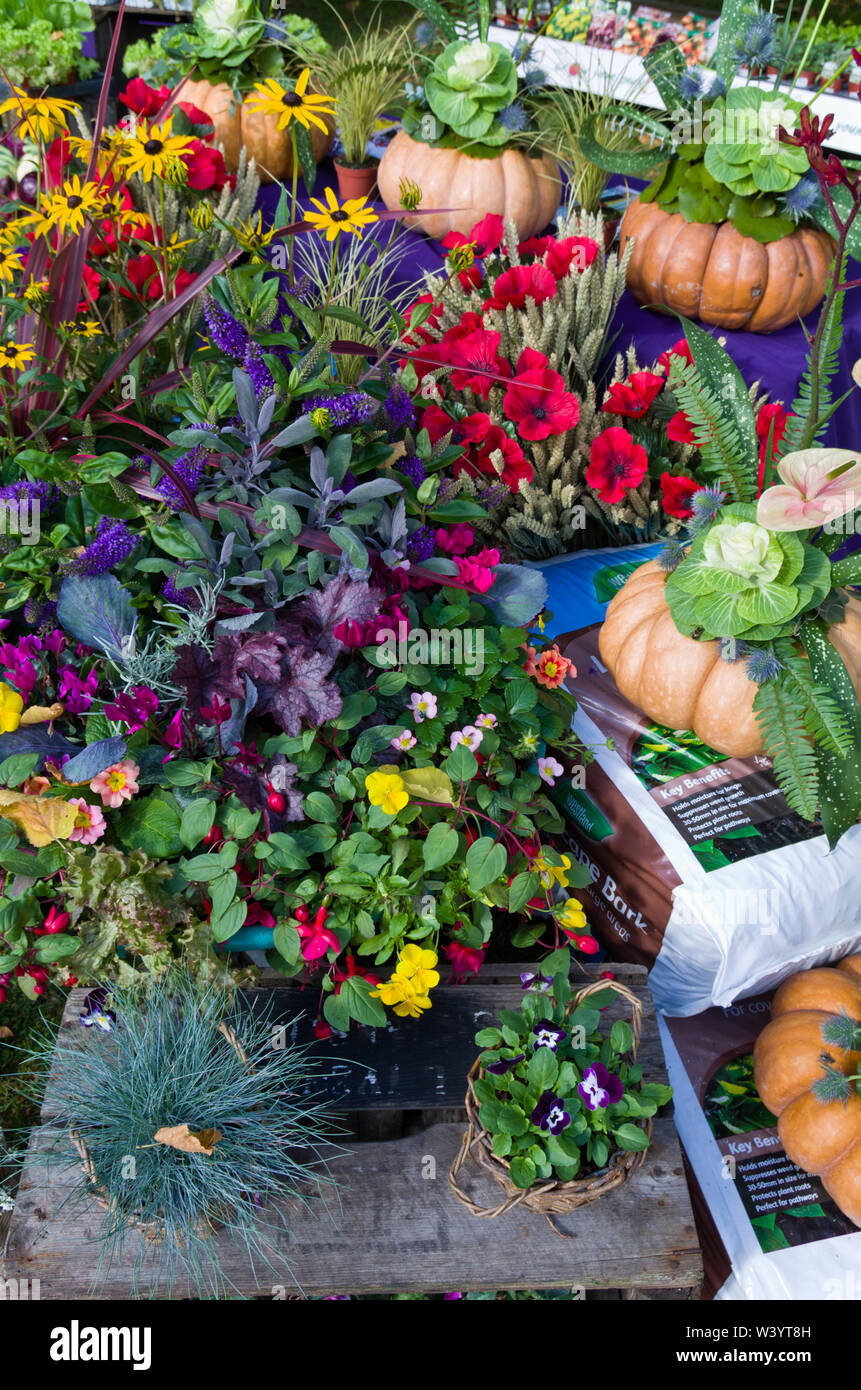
[1,964,702,1299]
[257,163,861,449]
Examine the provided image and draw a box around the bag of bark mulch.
[538,544,861,1016]
[658,994,861,1299]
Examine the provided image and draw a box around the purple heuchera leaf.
[283,575,383,658]
[211,630,289,698]
[256,646,341,736]
[172,644,219,723]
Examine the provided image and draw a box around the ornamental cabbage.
[703,87,809,197]
[424,39,518,147]
[665,502,832,642]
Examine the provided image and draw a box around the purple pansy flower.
[532,1023,567,1052]
[485,1052,525,1075]
[520,970,552,992]
[79,988,116,1032]
[578,1063,624,1112]
[530,1090,571,1135]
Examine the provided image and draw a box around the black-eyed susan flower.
[305,188,378,241]
[0,340,36,371]
[67,130,133,178]
[59,320,102,339]
[0,87,78,142]
[123,119,194,182]
[21,279,48,308]
[0,244,23,283]
[45,177,105,238]
[246,68,334,134]
[188,202,214,231]
[398,176,422,211]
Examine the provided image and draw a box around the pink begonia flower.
[756,448,861,531]
[89,758,140,808]
[409,691,438,722]
[67,796,107,844]
[450,725,483,752]
[538,756,564,785]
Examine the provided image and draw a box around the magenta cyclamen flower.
[58,667,99,714]
[103,685,159,731]
[530,1090,571,1135]
[578,1063,624,1112]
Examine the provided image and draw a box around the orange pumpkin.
[754,956,861,1227]
[598,559,861,757]
[376,129,562,241]
[180,78,334,185]
[620,197,835,334]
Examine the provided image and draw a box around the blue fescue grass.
[8,974,352,1299]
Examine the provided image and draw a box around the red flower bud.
[266,791,286,813]
[294,905,310,924]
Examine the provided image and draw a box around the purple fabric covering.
[256,158,861,445]
[82,30,97,60]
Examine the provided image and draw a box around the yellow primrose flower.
[0,680,23,733]
[396,943,440,993]
[0,340,35,371]
[0,87,78,142]
[246,69,335,135]
[371,973,416,1008]
[558,897,588,932]
[365,769,409,816]
[392,992,432,1018]
[534,854,571,890]
[305,187,378,241]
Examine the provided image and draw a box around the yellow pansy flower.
[396,943,440,993]
[372,974,416,1008]
[0,680,23,733]
[392,992,432,1018]
[365,769,409,816]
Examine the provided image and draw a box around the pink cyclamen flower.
[434,523,475,556]
[538,756,564,786]
[391,730,417,751]
[409,691,438,722]
[450,725,483,752]
[67,796,107,844]
[756,448,861,531]
[103,684,159,732]
[90,758,140,808]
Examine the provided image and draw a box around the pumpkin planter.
[180,78,334,185]
[377,129,561,241]
[599,559,861,757]
[754,955,861,1227]
[620,196,835,334]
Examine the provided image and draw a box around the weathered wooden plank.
[4,1120,701,1297]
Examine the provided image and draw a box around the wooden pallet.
[1,963,702,1298]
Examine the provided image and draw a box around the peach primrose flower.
[535,646,572,689]
[89,758,140,808]
[756,448,861,532]
[67,796,107,844]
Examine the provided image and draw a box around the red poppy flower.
[120,254,195,302]
[448,326,511,398]
[457,412,492,443]
[515,346,548,374]
[403,293,443,345]
[44,135,73,189]
[518,235,553,258]
[417,404,463,449]
[503,367,579,440]
[470,425,533,491]
[119,78,170,117]
[78,262,101,311]
[666,410,696,444]
[181,139,228,191]
[756,401,793,488]
[468,213,505,255]
[586,426,648,503]
[545,235,600,278]
[177,100,215,130]
[660,471,699,519]
[657,337,694,374]
[485,262,557,312]
[602,370,664,418]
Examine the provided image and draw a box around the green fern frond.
[667,360,755,500]
[783,257,846,453]
[774,643,854,757]
[753,679,820,819]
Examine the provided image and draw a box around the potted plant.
[449,964,672,1227]
[0,0,98,93]
[377,2,561,240]
[293,10,413,203]
[580,6,845,332]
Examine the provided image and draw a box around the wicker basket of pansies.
[448,969,671,1233]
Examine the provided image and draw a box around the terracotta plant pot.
[333,160,379,203]
[620,195,835,333]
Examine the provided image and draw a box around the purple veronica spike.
[530,1090,571,1135]
[68,518,139,575]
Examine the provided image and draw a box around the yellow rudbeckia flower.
[0,680,24,733]
[365,769,409,816]
[305,187,379,241]
[246,69,335,135]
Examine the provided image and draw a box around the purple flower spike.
[531,1023,567,1052]
[530,1090,571,1135]
[578,1063,624,1112]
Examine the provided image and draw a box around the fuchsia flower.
[89,759,140,808]
[67,796,106,844]
[485,263,556,311]
[444,941,485,979]
[296,912,340,962]
[502,368,579,440]
[756,449,861,531]
[586,427,648,503]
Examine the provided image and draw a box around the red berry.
[33,984,45,996]
[266,791,286,813]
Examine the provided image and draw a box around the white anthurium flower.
[702,520,781,582]
[756,448,861,532]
